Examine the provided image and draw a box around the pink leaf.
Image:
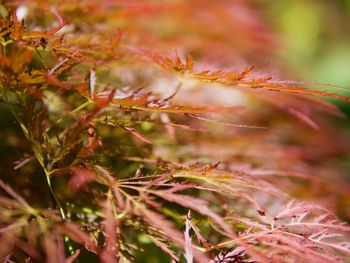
[68,168,96,190]
[100,191,119,263]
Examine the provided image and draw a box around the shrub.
[0,1,349,262]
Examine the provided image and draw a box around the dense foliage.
[0,1,349,262]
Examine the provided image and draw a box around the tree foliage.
[0,1,349,262]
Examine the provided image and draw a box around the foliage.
[0,1,349,262]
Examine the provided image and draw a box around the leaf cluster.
[0,1,349,263]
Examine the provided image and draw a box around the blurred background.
[259,0,350,114]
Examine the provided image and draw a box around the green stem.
[44,170,66,219]
[45,99,93,133]
[9,102,74,254]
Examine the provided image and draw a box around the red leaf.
[68,168,96,191]
[100,191,119,263]
[62,222,98,253]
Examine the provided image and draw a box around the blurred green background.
[261,0,350,114]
